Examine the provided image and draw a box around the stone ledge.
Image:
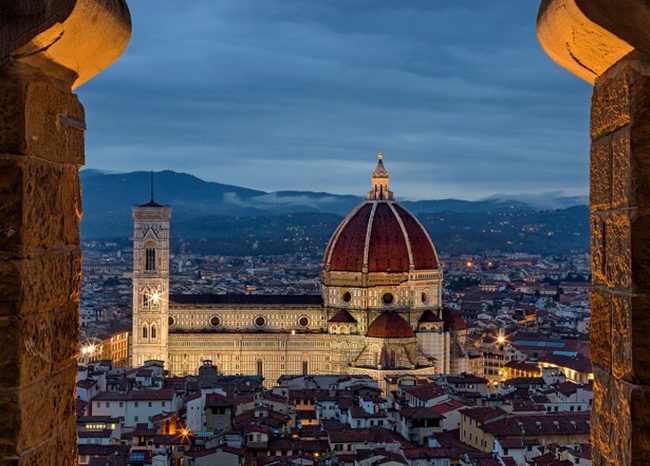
[12,0,131,89]
[537,0,633,83]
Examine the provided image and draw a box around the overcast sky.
[78,0,591,200]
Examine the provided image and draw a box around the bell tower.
[131,173,172,367]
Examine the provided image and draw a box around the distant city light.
[81,343,97,355]
[466,261,473,268]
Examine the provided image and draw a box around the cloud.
[78,0,591,200]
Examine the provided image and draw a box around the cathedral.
[131,155,472,387]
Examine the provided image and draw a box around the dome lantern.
[368,152,393,201]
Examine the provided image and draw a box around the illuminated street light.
[150,291,161,304]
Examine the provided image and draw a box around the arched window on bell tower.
[151,324,157,339]
[256,359,263,377]
[142,325,148,339]
[145,247,156,271]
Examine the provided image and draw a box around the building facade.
[131,155,471,385]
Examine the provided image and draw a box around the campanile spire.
[367,152,393,200]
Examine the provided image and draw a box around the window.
[168,316,175,326]
[162,401,166,407]
[210,316,220,327]
[106,402,110,407]
[134,402,139,407]
[342,291,352,303]
[421,291,429,303]
[382,293,394,305]
[148,401,152,407]
[298,316,309,327]
[119,402,123,408]
[302,361,309,376]
[151,325,157,339]
[134,416,138,422]
[257,360,263,377]
[145,247,156,271]
[255,316,266,327]
[142,325,148,339]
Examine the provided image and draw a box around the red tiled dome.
[324,201,438,273]
[367,313,414,338]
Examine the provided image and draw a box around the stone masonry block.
[610,293,633,381]
[592,289,650,386]
[0,304,78,390]
[631,213,650,293]
[591,68,633,139]
[49,304,80,373]
[0,364,76,457]
[592,64,650,140]
[604,211,632,291]
[593,367,650,465]
[590,288,612,373]
[611,127,633,209]
[0,155,81,256]
[591,213,606,286]
[0,64,84,165]
[590,135,612,209]
[0,248,81,317]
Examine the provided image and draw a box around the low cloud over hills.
[81,170,588,256]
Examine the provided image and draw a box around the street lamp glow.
[151,291,161,304]
[497,335,506,345]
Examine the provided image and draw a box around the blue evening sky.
[78,0,591,200]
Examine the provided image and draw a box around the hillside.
[81,170,589,255]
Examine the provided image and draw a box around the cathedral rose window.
[210,316,221,327]
[342,291,352,303]
[255,316,266,327]
[298,316,309,327]
[168,316,175,326]
[382,292,394,305]
[421,292,429,304]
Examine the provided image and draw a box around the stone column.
[0,1,130,463]
[0,63,83,465]
[589,54,650,466]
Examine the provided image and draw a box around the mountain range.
[81,170,589,256]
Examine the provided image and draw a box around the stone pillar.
[0,63,83,465]
[590,54,650,466]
